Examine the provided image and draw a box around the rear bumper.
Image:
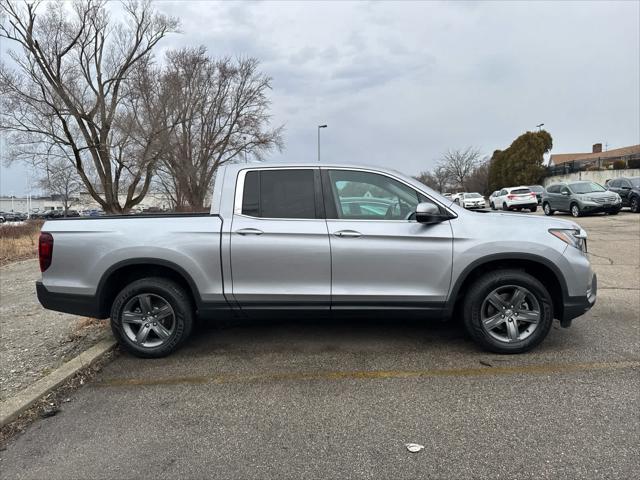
[560,273,597,327]
[36,281,104,318]
[506,202,537,209]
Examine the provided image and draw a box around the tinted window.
[242,171,260,216]
[547,185,559,193]
[327,170,429,220]
[608,179,619,188]
[499,189,507,195]
[630,178,640,187]
[511,188,531,194]
[241,169,316,219]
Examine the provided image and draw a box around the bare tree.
[464,159,490,195]
[0,0,179,213]
[440,147,481,191]
[38,157,82,216]
[159,48,284,210]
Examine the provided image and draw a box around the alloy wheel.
[121,293,175,348]
[571,204,580,217]
[480,285,540,343]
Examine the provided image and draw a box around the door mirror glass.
[415,202,442,224]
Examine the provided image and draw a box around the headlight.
[549,228,587,253]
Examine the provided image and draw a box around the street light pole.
[317,124,327,162]
[536,123,544,132]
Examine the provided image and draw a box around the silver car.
[36,163,597,357]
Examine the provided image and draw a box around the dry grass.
[0,221,43,266]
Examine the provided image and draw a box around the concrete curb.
[0,338,116,427]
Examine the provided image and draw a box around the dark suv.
[606,177,640,213]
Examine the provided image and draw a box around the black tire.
[110,277,194,358]
[630,197,640,213]
[530,206,537,213]
[490,202,496,210]
[463,270,554,354]
[502,202,509,211]
[543,202,554,216]
[570,203,581,217]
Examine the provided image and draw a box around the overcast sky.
[1,0,638,196]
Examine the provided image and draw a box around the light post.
[317,124,327,162]
[536,123,544,132]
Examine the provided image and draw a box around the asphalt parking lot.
[1,210,638,480]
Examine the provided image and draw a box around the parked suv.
[543,181,621,217]
[493,187,538,212]
[606,177,640,213]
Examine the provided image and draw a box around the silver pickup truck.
[37,163,597,357]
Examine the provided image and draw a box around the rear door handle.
[235,228,263,236]
[333,230,362,238]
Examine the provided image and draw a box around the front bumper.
[463,203,486,209]
[580,202,621,213]
[560,273,597,327]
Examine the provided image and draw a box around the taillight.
[507,195,516,199]
[39,232,53,272]
[531,193,537,198]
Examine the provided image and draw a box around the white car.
[493,186,538,212]
[460,192,486,209]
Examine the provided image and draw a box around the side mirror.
[415,202,443,224]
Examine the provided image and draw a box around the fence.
[546,153,640,177]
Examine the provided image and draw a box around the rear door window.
[241,169,317,219]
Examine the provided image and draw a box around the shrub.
[0,220,43,266]
[612,159,626,170]
[628,158,640,169]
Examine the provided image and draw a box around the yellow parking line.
[97,360,640,388]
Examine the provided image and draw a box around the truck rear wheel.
[463,270,553,354]
[110,277,194,358]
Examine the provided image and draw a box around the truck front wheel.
[110,277,194,358]
[463,270,553,354]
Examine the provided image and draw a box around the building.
[549,143,640,169]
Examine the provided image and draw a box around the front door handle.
[333,230,362,238]
[235,228,264,236]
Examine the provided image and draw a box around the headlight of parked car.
[549,228,588,253]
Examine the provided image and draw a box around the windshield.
[464,193,482,198]
[629,177,640,187]
[570,182,606,194]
